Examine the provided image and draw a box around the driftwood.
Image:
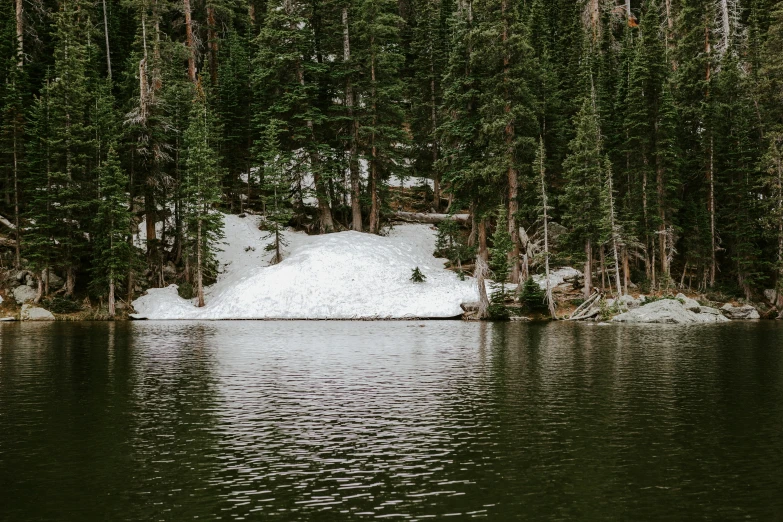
[392,211,470,225]
[0,214,15,230]
[569,290,603,320]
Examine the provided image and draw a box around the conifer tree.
[562,94,606,298]
[91,145,134,316]
[182,82,224,307]
[41,0,96,295]
[260,119,292,264]
[354,0,407,233]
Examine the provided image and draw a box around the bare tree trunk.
[430,56,440,212]
[15,0,23,67]
[207,4,219,85]
[184,0,196,83]
[66,267,75,297]
[720,0,731,52]
[294,38,334,233]
[108,278,116,316]
[584,239,592,299]
[477,218,490,318]
[369,40,380,234]
[343,8,362,232]
[13,114,21,269]
[709,135,716,287]
[540,149,556,319]
[197,219,205,307]
[102,0,112,80]
[501,0,520,284]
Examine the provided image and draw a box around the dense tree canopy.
[1,0,783,309]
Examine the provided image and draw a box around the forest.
[1,0,783,316]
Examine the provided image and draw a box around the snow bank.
[132,215,478,319]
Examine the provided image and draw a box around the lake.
[1,321,782,520]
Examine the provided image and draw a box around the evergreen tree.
[354,0,407,233]
[260,119,292,264]
[561,94,606,298]
[182,82,225,307]
[91,145,135,316]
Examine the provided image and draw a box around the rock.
[764,289,783,307]
[20,304,55,321]
[605,298,616,307]
[42,271,65,290]
[163,262,177,279]
[461,302,481,312]
[510,316,531,321]
[13,285,37,304]
[699,306,722,316]
[618,294,641,309]
[0,316,16,321]
[613,298,729,324]
[720,303,760,320]
[14,270,28,283]
[676,293,701,312]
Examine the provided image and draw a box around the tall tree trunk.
[13,0,22,268]
[294,30,333,233]
[584,239,592,299]
[15,0,23,67]
[502,0,520,284]
[207,4,218,86]
[13,113,21,269]
[108,277,116,317]
[102,0,112,80]
[709,135,716,287]
[430,55,440,212]
[540,149,556,319]
[196,219,205,307]
[184,0,196,83]
[656,155,668,278]
[477,217,490,318]
[343,7,362,231]
[369,40,380,234]
[706,24,716,287]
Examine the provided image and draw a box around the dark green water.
[1,321,783,521]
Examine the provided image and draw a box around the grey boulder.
[613,298,729,324]
[20,304,55,321]
[720,303,760,320]
[676,293,701,312]
[13,285,37,304]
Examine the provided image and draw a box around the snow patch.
[132,215,478,319]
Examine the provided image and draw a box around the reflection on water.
[1,321,783,521]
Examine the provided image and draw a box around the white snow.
[132,214,479,320]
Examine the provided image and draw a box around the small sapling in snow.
[411,267,427,283]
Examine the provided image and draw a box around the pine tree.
[354,0,407,233]
[253,0,336,233]
[182,82,225,307]
[260,119,292,264]
[42,0,96,296]
[91,145,134,316]
[562,93,606,298]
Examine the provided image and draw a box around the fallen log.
[0,214,15,230]
[569,291,602,320]
[392,211,470,225]
[0,236,17,248]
